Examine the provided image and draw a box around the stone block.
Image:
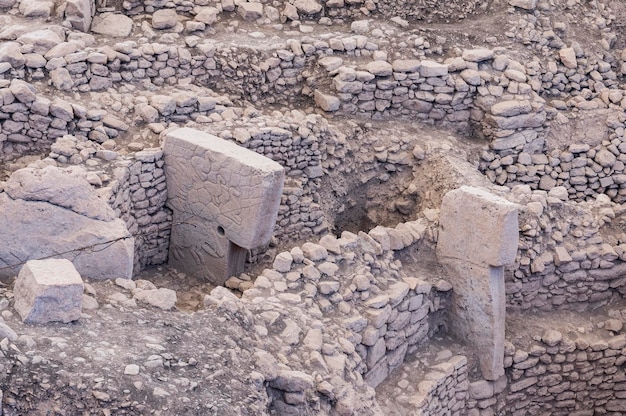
[163,128,284,283]
[419,60,448,77]
[559,47,577,69]
[14,259,84,323]
[462,48,494,62]
[0,166,134,280]
[438,186,518,267]
[437,186,519,381]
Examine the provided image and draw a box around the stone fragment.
[294,0,322,14]
[419,60,448,77]
[44,42,78,60]
[462,48,494,62]
[135,103,159,123]
[350,20,369,34]
[238,2,264,20]
[149,95,176,116]
[366,60,392,76]
[14,259,83,324]
[91,13,134,37]
[134,288,177,310]
[490,100,532,117]
[314,90,340,112]
[318,56,343,71]
[124,364,140,375]
[0,42,25,68]
[19,0,54,17]
[460,69,481,86]
[0,322,18,341]
[152,9,178,29]
[64,0,94,32]
[50,68,74,91]
[301,243,328,261]
[280,318,302,345]
[270,370,314,392]
[595,148,616,167]
[542,329,562,346]
[392,59,420,73]
[195,7,219,24]
[559,47,577,69]
[9,79,36,103]
[273,251,293,272]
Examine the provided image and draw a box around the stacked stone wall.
[475,185,626,312]
[106,149,171,271]
[411,355,469,415]
[210,215,451,414]
[500,329,626,416]
[0,79,131,163]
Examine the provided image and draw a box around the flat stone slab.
[14,259,84,323]
[91,13,134,37]
[0,166,134,280]
[437,186,519,267]
[163,128,284,283]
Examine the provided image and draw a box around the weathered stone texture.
[163,128,284,283]
[14,259,84,323]
[0,166,134,280]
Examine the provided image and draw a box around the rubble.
[1,0,626,414]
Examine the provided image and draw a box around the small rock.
[14,259,83,324]
[542,329,563,346]
[238,2,264,20]
[91,13,134,37]
[294,0,322,14]
[314,90,340,112]
[152,9,179,29]
[133,288,177,310]
[124,364,140,375]
[559,47,577,69]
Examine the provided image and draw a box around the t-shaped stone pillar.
[436,186,519,381]
[163,128,285,285]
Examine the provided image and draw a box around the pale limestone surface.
[14,259,84,323]
[163,128,284,284]
[0,166,134,279]
[437,186,519,267]
[437,186,519,381]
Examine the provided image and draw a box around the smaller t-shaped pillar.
[437,186,519,381]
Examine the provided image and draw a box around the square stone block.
[14,259,84,323]
[437,186,519,267]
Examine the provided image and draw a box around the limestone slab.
[163,128,284,283]
[437,186,518,267]
[0,166,133,280]
[14,259,84,323]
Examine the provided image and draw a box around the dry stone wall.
[498,185,626,313]
[500,328,626,416]
[0,79,131,163]
[211,215,451,414]
[105,149,171,271]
